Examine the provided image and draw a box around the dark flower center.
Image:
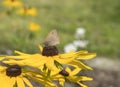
[42,46,58,56]
[59,70,69,76]
[11,0,16,2]
[6,65,22,77]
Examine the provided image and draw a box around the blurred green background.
[0,0,120,58]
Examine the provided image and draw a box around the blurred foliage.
[0,0,120,58]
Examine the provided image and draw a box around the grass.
[0,0,120,58]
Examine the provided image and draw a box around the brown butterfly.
[44,29,60,46]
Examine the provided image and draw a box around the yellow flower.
[16,7,38,16]
[37,67,92,87]
[0,65,33,87]
[3,45,96,71]
[29,22,41,31]
[2,0,22,8]
[53,67,92,87]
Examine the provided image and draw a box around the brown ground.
[80,68,120,87]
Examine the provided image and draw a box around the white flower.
[75,27,86,39]
[73,40,89,48]
[64,43,77,53]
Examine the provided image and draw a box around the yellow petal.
[5,55,30,59]
[23,77,33,87]
[68,60,93,70]
[9,77,16,87]
[3,60,25,66]
[60,51,88,59]
[16,77,25,87]
[2,76,16,87]
[38,45,43,52]
[45,57,56,70]
[77,82,88,87]
[25,57,46,67]
[65,67,71,73]
[70,67,81,76]
[59,52,76,59]
[79,76,93,81]
[59,79,65,87]
[76,51,88,55]
[51,68,61,75]
[29,75,57,87]
[55,58,73,64]
[0,66,6,70]
[14,50,29,55]
[77,53,96,60]
[0,75,12,87]
[68,76,92,82]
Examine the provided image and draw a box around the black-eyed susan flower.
[3,45,96,71]
[0,65,33,87]
[2,0,22,8]
[50,67,92,87]
[16,7,38,16]
[1,29,96,87]
[34,67,92,87]
[29,22,41,32]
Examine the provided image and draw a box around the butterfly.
[44,29,60,47]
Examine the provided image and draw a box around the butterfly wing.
[44,29,60,46]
